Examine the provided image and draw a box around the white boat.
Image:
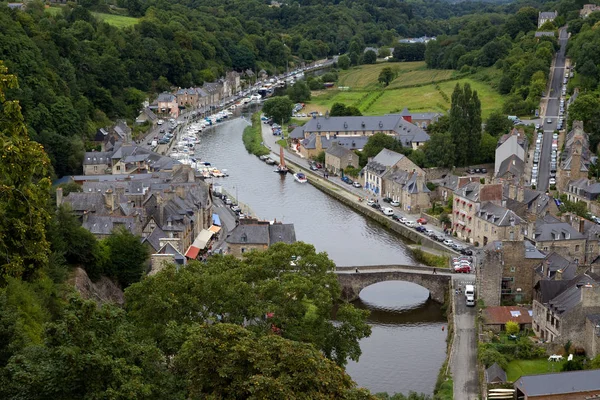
[293,172,308,183]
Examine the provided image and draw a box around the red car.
[454,265,471,273]
[417,218,427,225]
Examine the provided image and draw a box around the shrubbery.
[242,113,269,156]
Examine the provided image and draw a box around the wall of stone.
[477,247,503,307]
[423,167,452,181]
[584,318,600,358]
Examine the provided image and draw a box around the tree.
[102,228,149,288]
[177,323,375,399]
[498,75,513,94]
[485,111,512,136]
[1,296,179,400]
[363,50,377,64]
[262,97,294,124]
[505,321,519,335]
[338,54,351,70]
[287,81,311,103]
[477,132,497,164]
[330,103,362,117]
[0,62,52,280]
[125,242,371,366]
[359,133,403,166]
[448,83,482,166]
[378,48,391,59]
[378,67,395,86]
[424,132,455,168]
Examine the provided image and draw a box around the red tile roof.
[483,306,532,325]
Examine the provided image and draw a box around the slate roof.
[457,182,504,203]
[142,226,167,252]
[290,115,430,145]
[477,202,523,227]
[382,168,430,194]
[62,192,107,214]
[365,149,406,177]
[83,151,112,166]
[515,368,600,397]
[300,134,369,150]
[109,143,179,172]
[534,218,586,241]
[113,121,131,140]
[156,243,185,264]
[535,31,556,37]
[326,142,354,158]
[524,240,546,259]
[227,224,270,245]
[539,11,558,19]
[497,155,525,178]
[82,215,139,235]
[439,174,459,190]
[485,363,507,384]
[547,275,599,314]
[157,92,176,102]
[268,223,297,245]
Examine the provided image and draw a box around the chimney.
[581,284,600,308]
[105,189,115,212]
[83,210,89,224]
[508,184,516,200]
[579,218,585,234]
[517,185,524,202]
[56,187,63,206]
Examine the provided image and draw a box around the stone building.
[538,10,557,27]
[482,306,532,332]
[471,202,524,245]
[397,107,443,129]
[83,142,178,176]
[529,214,588,264]
[514,369,600,399]
[364,148,420,196]
[154,92,179,118]
[580,3,600,18]
[564,177,600,205]
[583,314,600,358]
[382,167,431,214]
[494,128,527,178]
[225,218,296,258]
[532,274,600,345]
[478,240,546,306]
[558,121,592,191]
[324,141,359,175]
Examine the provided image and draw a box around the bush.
[411,248,449,269]
[479,347,509,369]
[505,321,519,335]
[242,113,269,156]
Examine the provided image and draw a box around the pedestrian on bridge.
[355,268,359,273]
[433,268,437,274]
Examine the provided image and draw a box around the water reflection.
[346,282,447,395]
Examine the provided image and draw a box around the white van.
[466,295,475,307]
[382,207,394,216]
[465,284,475,299]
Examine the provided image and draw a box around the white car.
[443,239,454,246]
[405,221,417,228]
[532,178,537,186]
[553,133,559,140]
[366,199,375,206]
[390,200,400,207]
[381,207,394,216]
[399,217,408,224]
[549,177,556,185]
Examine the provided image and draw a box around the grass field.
[505,359,566,382]
[45,7,139,28]
[307,63,504,119]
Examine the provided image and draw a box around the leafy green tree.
[363,50,377,64]
[408,149,426,167]
[424,132,455,168]
[263,96,294,124]
[562,359,584,371]
[378,48,391,59]
[0,63,52,280]
[478,347,508,369]
[485,111,513,136]
[177,323,375,400]
[287,81,311,103]
[338,55,351,70]
[505,321,519,335]
[330,103,362,117]
[378,67,396,86]
[477,132,497,164]
[125,242,371,366]
[314,150,326,164]
[359,133,403,166]
[1,296,180,400]
[449,83,482,166]
[103,228,149,288]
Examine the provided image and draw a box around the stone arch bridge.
[335,265,452,304]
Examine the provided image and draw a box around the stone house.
[514,369,600,399]
[175,88,208,109]
[149,241,186,275]
[529,214,588,264]
[583,314,600,358]
[154,92,179,118]
[580,4,600,17]
[564,177,600,205]
[82,214,143,239]
[494,128,527,177]
[398,107,442,129]
[225,219,296,258]
[202,82,223,108]
[295,133,368,159]
[382,167,431,214]
[364,149,420,196]
[471,201,524,245]
[82,142,178,176]
[325,141,359,175]
[225,71,241,97]
[83,151,112,175]
[434,175,479,204]
[452,182,505,244]
[482,306,532,332]
[495,155,526,185]
[478,240,546,306]
[538,10,558,27]
[290,115,430,158]
[135,107,158,125]
[532,273,600,346]
[558,121,592,191]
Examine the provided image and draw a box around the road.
[538,27,569,192]
[450,275,478,400]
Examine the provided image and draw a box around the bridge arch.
[336,270,451,304]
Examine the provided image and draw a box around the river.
[195,116,447,395]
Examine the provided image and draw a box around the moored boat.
[293,172,308,183]
[274,146,288,174]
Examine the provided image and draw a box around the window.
[93,166,97,172]
[116,166,121,171]
[241,248,246,253]
[510,266,515,272]
[555,320,560,329]
[484,224,488,232]
[575,245,580,251]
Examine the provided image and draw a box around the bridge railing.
[335,264,447,274]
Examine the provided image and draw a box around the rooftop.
[515,368,600,397]
[483,306,532,325]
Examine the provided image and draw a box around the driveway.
[450,276,478,400]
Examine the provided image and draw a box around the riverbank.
[242,112,269,156]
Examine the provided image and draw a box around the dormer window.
[361,121,365,128]
[241,233,247,243]
[344,122,348,128]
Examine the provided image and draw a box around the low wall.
[336,264,436,273]
[284,162,458,256]
[421,212,442,228]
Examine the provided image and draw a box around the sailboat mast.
[280,145,286,168]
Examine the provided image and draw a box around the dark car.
[416,226,427,233]
[466,169,474,174]
[460,248,473,256]
[436,235,445,242]
[481,168,488,173]
[392,214,401,222]
[345,178,354,185]
[382,197,392,203]
[371,203,381,210]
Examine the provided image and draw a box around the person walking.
[355,268,359,273]
[433,268,437,275]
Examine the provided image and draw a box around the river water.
[195,116,447,395]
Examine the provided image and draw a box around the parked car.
[416,218,427,225]
[454,265,472,273]
[382,207,394,216]
[310,164,318,171]
[224,197,232,205]
[367,199,375,206]
[443,239,454,246]
[460,248,473,256]
[382,197,392,203]
[399,217,408,224]
[390,200,400,207]
[371,203,381,210]
[416,226,427,233]
[405,221,417,228]
[481,168,487,173]
[425,229,435,236]
[352,181,362,188]
[392,214,402,222]
[436,235,445,242]
[549,177,556,186]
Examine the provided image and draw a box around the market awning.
[212,213,221,226]
[209,225,221,234]
[185,229,215,258]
